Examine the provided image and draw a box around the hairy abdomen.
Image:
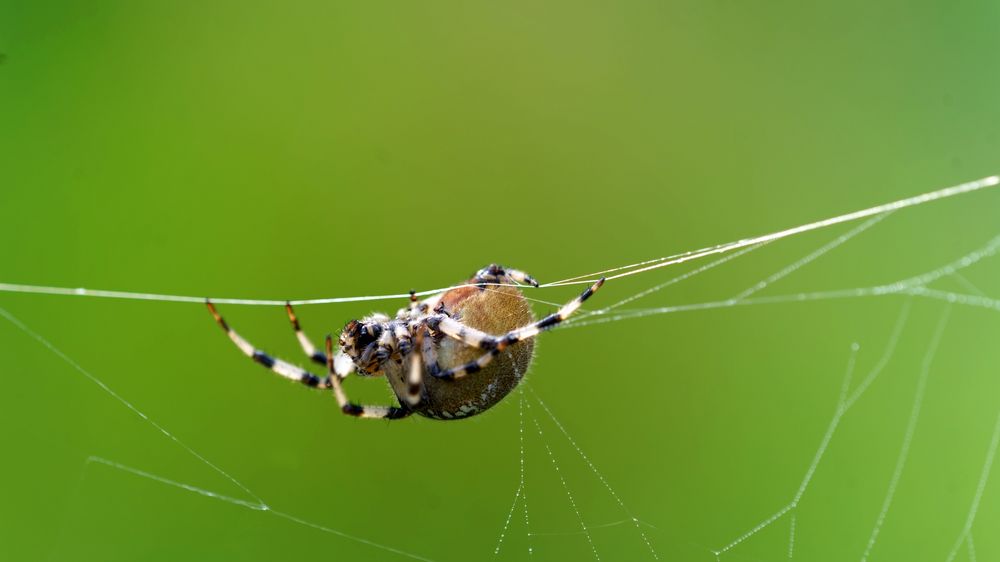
[386,285,535,420]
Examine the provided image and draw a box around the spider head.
[339,320,381,352]
[339,319,384,374]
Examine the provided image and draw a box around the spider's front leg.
[402,329,428,406]
[325,336,413,419]
[374,321,413,364]
[207,301,332,389]
[429,277,604,380]
[284,303,328,367]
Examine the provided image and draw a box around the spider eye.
[355,324,380,348]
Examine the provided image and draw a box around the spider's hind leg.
[431,277,604,380]
[207,301,331,389]
[474,264,539,287]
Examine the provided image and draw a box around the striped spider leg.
[207,301,414,419]
[284,303,328,367]
[473,263,540,287]
[207,302,333,389]
[325,335,415,419]
[427,277,604,380]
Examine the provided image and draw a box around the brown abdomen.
[389,284,535,420]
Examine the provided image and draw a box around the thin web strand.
[714,342,862,558]
[560,232,1000,331]
[713,503,795,559]
[559,287,993,330]
[528,400,601,561]
[494,486,522,556]
[566,207,858,328]
[905,287,1000,312]
[844,300,913,411]
[86,456,439,561]
[86,456,262,510]
[529,519,658,537]
[733,212,890,301]
[859,306,951,562]
[886,234,1000,292]
[529,387,659,559]
[792,344,859,506]
[0,306,265,508]
[0,282,487,307]
[544,175,999,287]
[521,406,534,559]
[494,391,531,556]
[837,343,861,406]
[712,301,909,559]
[268,511,438,562]
[943,410,1000,562]
[788,513,796,559]
[570,243,767,324]
[951,272,988,298]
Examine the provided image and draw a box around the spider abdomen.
[385,284,535,420]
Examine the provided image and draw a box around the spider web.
[2,174,1000,561]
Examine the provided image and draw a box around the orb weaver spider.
[207,264,604,420]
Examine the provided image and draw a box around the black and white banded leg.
[430,278,604,380]
[375,324,397,363]
[403,331,425,407]
[474,264,540,287]
[284,303,328,366]
[325,336,412,419]
[207,301,332,389]
[419,326,442,377]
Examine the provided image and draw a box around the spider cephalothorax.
[207,264,603,421]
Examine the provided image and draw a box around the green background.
[2,1,1000,561]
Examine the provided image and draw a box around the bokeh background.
[2,1,1000,561]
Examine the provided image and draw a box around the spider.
[206,264,604,420]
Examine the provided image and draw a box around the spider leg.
[431,277,604,380]
[394,322,413,355]
[207,302,332,389]
[375,324,396,363]
[430,277,603,350]
[474,263,540,287]
[370,321,412,365]
[325,336,412,419]
[402,330,426,407]
[420,326,442,376]
[284,303,328,366]
[408,290,419,315]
